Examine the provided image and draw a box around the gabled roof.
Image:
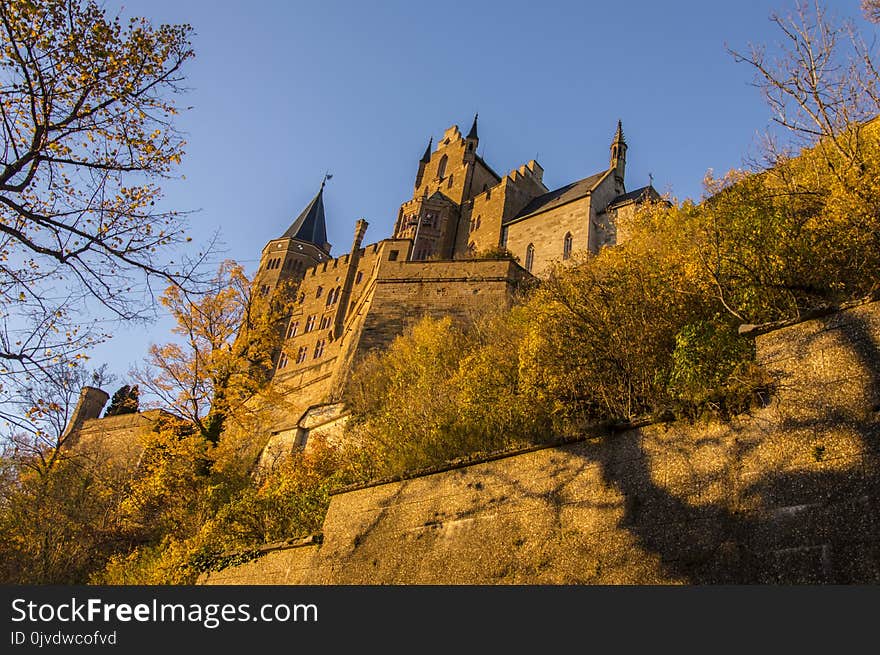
[606,185,660,210]
[505,170,607,224]
[282,184,330,252]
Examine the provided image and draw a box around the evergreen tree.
[104,385,140,417]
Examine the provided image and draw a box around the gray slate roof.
[282,186,331,252]
[505,170,607,224]
[606,185,659,209]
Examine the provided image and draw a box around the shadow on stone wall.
[568,311,879,583]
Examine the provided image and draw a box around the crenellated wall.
[201,300,880,585]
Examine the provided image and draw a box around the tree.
[728,1,879,171]
[133,260,292,444]
[103,384,139,417]
[864,0,880,23]
[0,0,199,415]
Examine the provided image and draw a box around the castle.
[251,117,658,458]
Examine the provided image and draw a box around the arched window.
[525,244,535,272]
[563,232,573,260]
[316,286,323,298]
[437,154,448,179]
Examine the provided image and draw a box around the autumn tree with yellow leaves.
[0,0,197,428]
[133,260,293,444]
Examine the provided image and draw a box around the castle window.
[298,292,305,304]
[486,188,491,200]
[316,286,323,298]
[326,286,341,306]
[296,346,308,364]
[563,232,573,260]
[313,339,326,359]
[319,315,331,330]
[355,271,363,284]
[287,321,299,338]
[278,352,288,369]
[388,250,399,261]
[468,142,474,151]
[525,244,535,272]
[475,216,481,230]
[305,315,316,332]
[500,226,508,248]
[447,174,454,189]
[437,154,447,179]
[260,284,270,296]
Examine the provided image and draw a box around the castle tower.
[610,120,627,185]
[464,113,479,162]
[394,115,501,261]
[255,177,333,298]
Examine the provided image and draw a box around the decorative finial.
[648,172,654,187]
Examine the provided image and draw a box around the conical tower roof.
[281,181,330,252]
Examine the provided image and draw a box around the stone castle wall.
[200,300,880,584]
[69,410,168,471]
[266,253,531,442]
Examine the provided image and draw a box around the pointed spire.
[420,137,433,164]
[612,119,626,145]
[281,179,330,252]
[467,113,479,140]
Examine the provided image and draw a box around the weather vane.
[321,171,333,189]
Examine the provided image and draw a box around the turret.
[415,137,432,190]
[255,176,333,298]
[62,386,109,444]
[610,120,627,184]
[464,113,479,160]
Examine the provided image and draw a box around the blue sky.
[87,0,872,384]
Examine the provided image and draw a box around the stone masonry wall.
[201,301,880,584]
